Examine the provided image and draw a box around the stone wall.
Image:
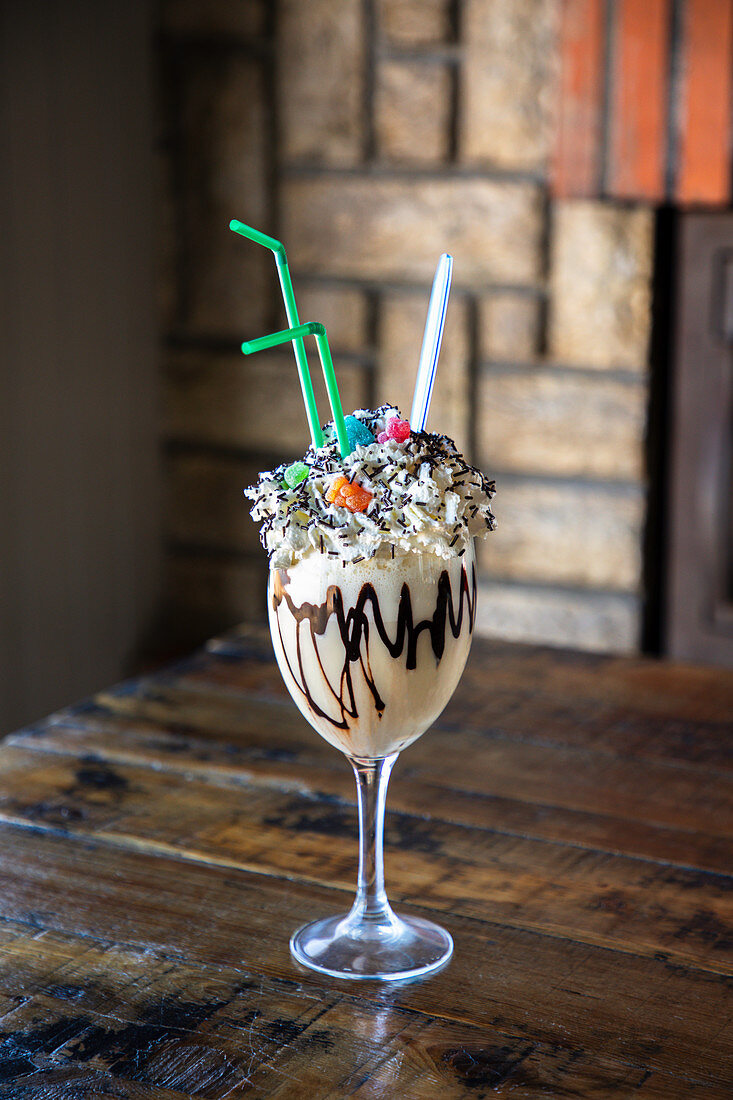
[158,0,653,653]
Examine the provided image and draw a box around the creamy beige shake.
[268,541,476,759]
[246,405,496,761]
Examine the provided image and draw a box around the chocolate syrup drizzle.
[271,563,476,732]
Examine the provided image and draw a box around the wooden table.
[0,627,731,1098]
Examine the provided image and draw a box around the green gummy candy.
[283,461,309,489]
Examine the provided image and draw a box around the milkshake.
[246,405,495,761]
[234,214,497,979]
[269,541,476,759]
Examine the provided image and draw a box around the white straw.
[410,253,453,431]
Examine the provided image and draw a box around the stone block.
[166,452,265,554]
[479,292,541,361]
[549,202,653,370]
[164,350,369,453]
[278,0,364,165]
[377,0,452,45]
[375,61,451,163]
[377,290,469,451]
[295,285,367,351]
[162,0,266,38]
[178,54,270,337]
[166,553,268,642]
[282,177,543,285]
[156,149,177,332]
[461,0,555,171]
[475,581,640,653]
[477,367,647,481]
[477,479,644,591]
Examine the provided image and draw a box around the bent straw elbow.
[240,322,351,459]
[230,219,325,447]
[241,322,324,354]
[229,218,286,259]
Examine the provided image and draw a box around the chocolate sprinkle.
[244,404,496,565]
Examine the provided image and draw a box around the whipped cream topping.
[245,405,496,567]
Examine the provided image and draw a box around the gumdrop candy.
[377,417,410,444]
[344,415,375,448]
[326,475,349,503]
[326,475,372,513]
[386,416,411,442]
[338,482,372,513]
[282,461,309,489]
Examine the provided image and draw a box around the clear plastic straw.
[410,253,453,431]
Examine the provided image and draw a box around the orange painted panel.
[676,0,733,205]
[608,0,670,200]
[552,0,605,198]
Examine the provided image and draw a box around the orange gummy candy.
[326,475,349,503]
[326,475,372,513]
[338,483,372,513]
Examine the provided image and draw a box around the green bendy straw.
[242,323,352,459]
[229,219,323,449]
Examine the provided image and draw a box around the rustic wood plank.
[608,0,670,199]
[0,824,730,1088]
[552,0,605,198]
[14,634,733,873]
[0,990,359,1099]
[3,631,732,1093]
[0,920,724,1099]
[197,625,733,737]
[19,711,733,878]
[0,1071,193,1099]
[32,666,733,845]
[45,646,733,808]
[676,0,733,204]
[667,215,733,666]
[0,938,388,1098]
[0,746,730,976]
[349,1019,729,1099]
[194,630,733,767]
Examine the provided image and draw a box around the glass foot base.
[290,912,453,981]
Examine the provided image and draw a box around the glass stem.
[349,754,399,927]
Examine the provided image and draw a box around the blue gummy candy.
[344,415,375,447]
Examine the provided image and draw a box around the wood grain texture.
[18,707,733,877]
[0,746,730,973]
[0,626,731,1097]
[666,215,733,667]
[0,918,725,1099]
[0,824,732,1088]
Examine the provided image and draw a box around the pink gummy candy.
[377,431,389,443]
[386,417,410,442]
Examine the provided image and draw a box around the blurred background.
[2,0,732,734]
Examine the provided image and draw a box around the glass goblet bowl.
[268,539,476,981]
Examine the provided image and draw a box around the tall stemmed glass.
[232,221,481,978]
[268,540,476,981]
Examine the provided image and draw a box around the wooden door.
[667,214,733,666]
